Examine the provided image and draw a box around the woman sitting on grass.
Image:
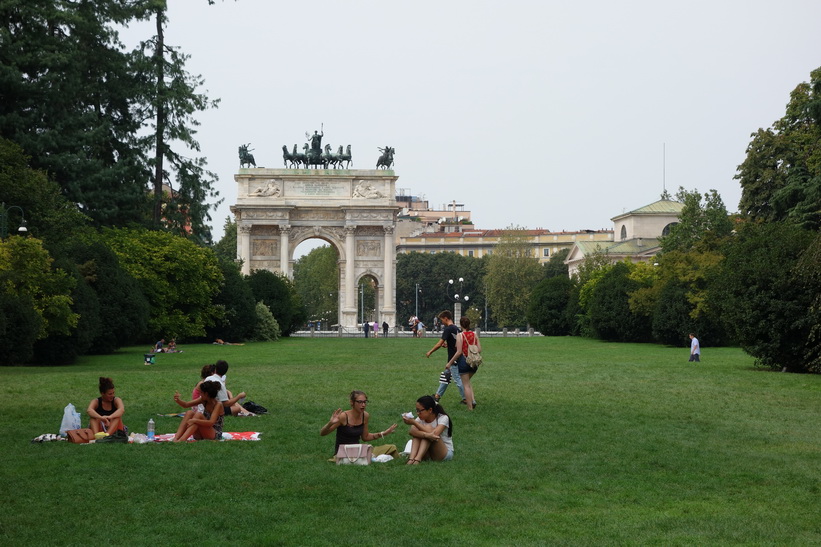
[402,395,453,464]
[87,377,125,434]
[320,390,398,455]
[172,381,224,442]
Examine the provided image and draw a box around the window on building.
[543,248,550,257]
[468,250,474,257]
[662,222,678,236]
[620,225,627,240]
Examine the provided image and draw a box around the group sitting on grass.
[87,359,255,442]
[321,390,454,464]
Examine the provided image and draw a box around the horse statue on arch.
[338,144,352,169]
[239,143,256,168]
[376,146,394,170]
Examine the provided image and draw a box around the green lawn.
[2,337,820,546]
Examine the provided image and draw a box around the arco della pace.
[231,164,399,331]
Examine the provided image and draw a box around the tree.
[0,138,91,251]
[0,3,223,238]
[0,292,41,365]
[711,221,815,372]
[247,269,305,336]
[293,245,339,325]
[484,226,544,328]
[135,1,222,241]
[588,261,651,342]
[629,250,728,347]
[736,66,821,230]
[69,238,150,353]
[205,258,256,343]
[396,252,487,329]
[212,217,238,263]
[0,236,77,342]
[794,233,821,372]
[543,248,570,279]
[659,187,733,254]
[0,1,152,227]
[102,227,223,340]
[527,275,574,335]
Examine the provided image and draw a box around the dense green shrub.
[712,221,815,371]
[252,301,281,341]
[528,275,574,335]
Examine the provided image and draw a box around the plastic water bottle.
[147,418,155,440]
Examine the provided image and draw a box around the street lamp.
[0,202,28,239]
[446,277,470,323]
[415,283,422,319]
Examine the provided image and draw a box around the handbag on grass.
[66,428,95,444]
[335,444,373,465]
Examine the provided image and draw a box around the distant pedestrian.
[689,333,700,362]
[382,321,389,337]
[363,321,370,338]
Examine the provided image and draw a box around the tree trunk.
[152,8,165,227]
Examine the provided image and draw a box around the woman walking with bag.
[446,316,481,410]
[320,390,398,456]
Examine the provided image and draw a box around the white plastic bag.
[59,403,81,436]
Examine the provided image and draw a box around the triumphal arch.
[231,167,399,331]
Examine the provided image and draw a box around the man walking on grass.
[426,310,466,404]
[689,333,700,362]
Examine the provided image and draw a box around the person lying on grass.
[87,376,125,434]
[320,390,398,456]
[172,381,224,442]
[402,395,453,464]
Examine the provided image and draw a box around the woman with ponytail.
[402,395,453,464]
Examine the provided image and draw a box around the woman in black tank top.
[87,376,125,434]
[320,390,399,455]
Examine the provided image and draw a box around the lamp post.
[0,202,28,239]
[446,277,469,324]
[414,283,421,319]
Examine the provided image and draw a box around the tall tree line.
[0,0,219,241]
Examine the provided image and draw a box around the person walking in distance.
[426,310,466,404]
[689,333,700,362]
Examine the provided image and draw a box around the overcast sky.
[120,0,821,245]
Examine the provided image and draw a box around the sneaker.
[460,399,467,405]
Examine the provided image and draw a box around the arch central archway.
[231,168,399,331]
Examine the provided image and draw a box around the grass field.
[2,336,821,546]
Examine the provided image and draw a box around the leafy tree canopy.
[293,244,339,325]
[101,227,223,339]
[736,66,821,230]
[660,187,733,254]
[484,226,544,328]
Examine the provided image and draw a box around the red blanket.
[153,431,261,442]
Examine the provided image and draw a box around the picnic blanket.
[152,431,262,442]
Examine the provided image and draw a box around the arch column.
[239,224,252,275]
[279,225,291,278]
[382,225,396,325]
[343,225,357,324]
